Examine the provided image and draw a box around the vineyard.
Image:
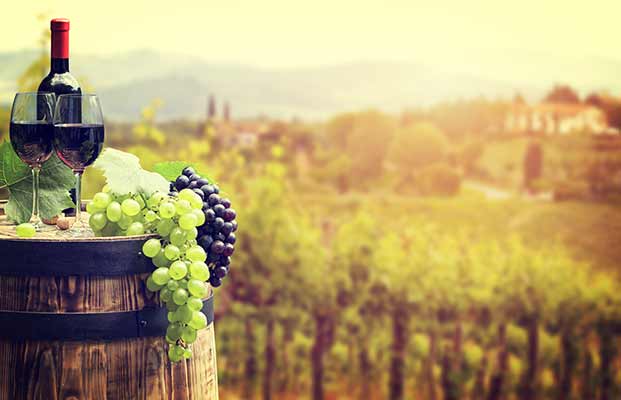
[210,160,621,400]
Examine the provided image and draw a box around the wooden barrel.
[0,218,219,400]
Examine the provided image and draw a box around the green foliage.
[417,163,461,196]
[388,122,448,171]
[153,160,213,183]
[0,142,74,223]
[93,148,170,196]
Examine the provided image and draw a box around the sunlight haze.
[3,0,621,68]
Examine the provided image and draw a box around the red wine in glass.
[53,123,104,171]
[9,121,54,167]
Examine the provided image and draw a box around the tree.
[388,122,448,172]
[523,140,543,192]
[544,85,580,104]
[224,101,231,122]
[208,95,216,119]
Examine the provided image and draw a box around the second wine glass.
[53,94,105,236]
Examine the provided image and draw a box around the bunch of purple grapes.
[171,167,237,288]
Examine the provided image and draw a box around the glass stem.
[31,167,41,226]
[74,171,83,226]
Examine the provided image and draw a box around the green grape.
[148,191,167,208]
[175,304,193,323]
[166,299,179,311]
[175,199,192,215]
[179,213,198,230]
[178,189,196,202]
[178,278,189,289]
[168,344,184,362]
[102,184,110,193]
[121,198,141,216]
[167,311,177,323]
[188,279,208,298]
[160,287,172,302]
[118,213,133,230]
[126,222,145,236]
[188,311,208,330]
[181,327,197,344]
[145,210,158,222]
[142,238,162,258]
[185,227,198,241]
[159,202,176,219]
[152,249,171,268]
[164,244,181,261]
[152,267,171,285]
[169,260,188,280]
[16,223,36,238]
[156,219,175,237]
[191,209,205,226]
[134,195,146,210]
[189,262,209,281]
[99,222,119,237]
[183,348,193,359]
[169,227,187,247]
[187,297,203,311]
[189,194,203,210]
[186,246,206,262]
[92,192,112,209]
[89,212,108,231]
[86,201,98,214]
[167,280,179,291]
[146,276,163,292]
[172,288,189,305]
[179,189,202,209]
[166,324,183,341]
[106,201,122,222]
[165,335,176,344]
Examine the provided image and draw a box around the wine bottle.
[39,18,81,215]
[38,18,81,97]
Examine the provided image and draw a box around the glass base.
[57,225,94,238]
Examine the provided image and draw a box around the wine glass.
[9,92,56,230]
[53,94,105,236]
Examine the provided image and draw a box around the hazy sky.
[3,0,621,68]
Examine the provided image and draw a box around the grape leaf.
[93,148,170,196]
[153,161,215,183]
[0,141,75,224]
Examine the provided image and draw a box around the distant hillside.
[1,49,620,120]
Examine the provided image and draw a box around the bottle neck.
[51,26,69,73]
[51,58,69,73]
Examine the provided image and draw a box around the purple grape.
[175,175,190,190]
[208,193,220,206]
[211,240,225,254]
[213,184,220,194]
[201,185,216,196]
[182,166,195,177]
[198,235,213,249]
[215,266,228,278]
[189,173,201,182]
[225,233,236,245]
[196,178,210,187]
[214,204,226,217]
[220,256,231,266]
[193,188,205,200]
[223,243,235,256]
[221,222,233,236]
[223,208,236,222]
[214,232,226,242]
[209,276,222,287]
[213,218,225,231]
[220,198,232,208]
[188,181,199,189]
[231,220,238,232]
[204,209,216,222]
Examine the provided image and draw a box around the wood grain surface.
[0,216,219,400]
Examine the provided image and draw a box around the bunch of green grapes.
[88,186,210,362]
